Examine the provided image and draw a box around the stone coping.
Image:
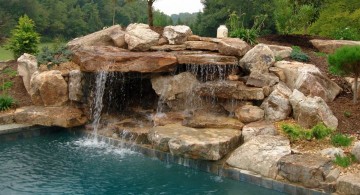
[0,124,63,141]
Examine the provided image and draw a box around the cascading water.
[91,70,108,141]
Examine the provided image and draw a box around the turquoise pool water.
[0,132,284,194]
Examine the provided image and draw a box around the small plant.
[0,81,13,91]
[37,44,72,69]
[5,15,40,58]
[0,95,14,111]
[344,111,352,118]
[311,123,333,140]
[331,134,354,147]
[290,46,309,62]
[2,68,17,77]
[328,46,360,104]
[227,11,267,45]
[333,154,357,168]
[281,123,313,141]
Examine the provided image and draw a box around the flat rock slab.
[109,119,151,144]
[176,51,238,66]
[13,106,87,128]
[278,154,333,188]
[73,46,178,73]
[226,135,291,178]
[310,39,360,54]
[148,123,241,160]
[195,81,264,100]
[337,174,360,195]
[182,111,244,130]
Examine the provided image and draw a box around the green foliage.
[334,154,357,168]
[331,134,354,147]
[0,81,13,91]
[0,95,14,111]
[228,12,267,45]
[344,111,352,118]
[2,68,17,77]
[290,46,309,62]
[282,123,333,141]
[37,44,72,69]
[332,27,360,41]
[311,123,333,140]
[5,15,40,58]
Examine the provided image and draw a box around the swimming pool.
[0,131,284,194]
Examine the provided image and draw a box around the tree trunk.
[354,73,358,104]
[112,0,116,25]
[147,1,154,26]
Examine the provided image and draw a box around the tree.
[328,46,360,104]
[5,15,40,58]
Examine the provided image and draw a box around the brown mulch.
[259,34,360,138]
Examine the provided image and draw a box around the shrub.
[332,27,360,41]
[5,15,40,59]
[311,123,333,140]
[334,154,357,168]
[37,44,72,69]
[328,46,360,104]
[0,95,14,111]
[290,46,309,62]
[331,134,354,147]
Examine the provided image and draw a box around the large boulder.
[261,82,292,121]
[151,72,200,110]
[125,23,160,51]
[17,53,38,94]
[67,25,125,49]
[310,39,360,54]
[29,70,68,106]
[289,90,338,129]
[267,44,292,59]
[68,70,83,102]
[14,106,87,128]
[148,123,241,160]
[176,51,238,65]
[275,61,341,102]
[320,147,345,160]
[218,38,250,57]
[242,121,278,142]
[73,46,178,73]
[278,154,333,188]
[182,111,244,129]
[185,41,218,51]
[345,77,360,100]
[337,174,360,195]
[246,72,279,88]
[235,105,264,123]
[195,81,264,100]
[163,25,192,45]
[239,44,275,73]
[226,135,291,178]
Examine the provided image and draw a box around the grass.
[0,95,14,111]
[0,42,59,61]
[334,154,357,168]
[0,81,13,91]
[281,122,333,142]
[331,134,354,147]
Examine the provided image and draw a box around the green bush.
[290,46,309,62]
[334,154,357,168]
[5,15,40,59]
[37,44,72,69]
[332,27,360,41]
[331,134,354,147]
[281,123,312,141]
[0,95,14,111]
[311,123,333,140]
[328,46,360,104]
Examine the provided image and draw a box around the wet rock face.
[275,60,341,102]
[69,70,83,102]
[13,106,87,128]
[73,46,178,73]
[336,174,360,195]
[195,81,265,100]
[163,25,192,45]
[290,90,338,129]
[125,23,160,51]
[278,154,333,188]
[17,53,38,94]
[30,70,68,106]
[226,135,291,179]
[148,123,241,160]
[310,39,360,54]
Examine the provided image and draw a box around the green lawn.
[0,42,59,61]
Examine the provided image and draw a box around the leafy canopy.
[5,15,40,58]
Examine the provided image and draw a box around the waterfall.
[92,71,108,141]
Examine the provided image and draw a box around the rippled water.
[0,132,284,195]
